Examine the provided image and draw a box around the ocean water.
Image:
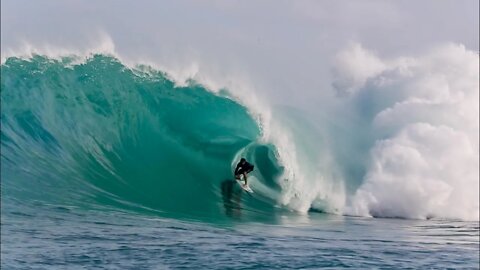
[1,55,479,269]
[2,201,479,269]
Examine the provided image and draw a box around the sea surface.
[2,200,479,269]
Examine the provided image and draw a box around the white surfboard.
[235,178,253,193]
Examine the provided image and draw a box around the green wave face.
[1,55,285,220]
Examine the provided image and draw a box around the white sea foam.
[1,31,117,65]
[335,43,479,221]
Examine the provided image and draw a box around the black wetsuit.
[234,161,254,176]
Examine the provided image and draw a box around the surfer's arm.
[234,164,242,175]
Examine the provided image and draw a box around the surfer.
[234,158,254,186]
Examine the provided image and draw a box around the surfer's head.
[240,158,246,164]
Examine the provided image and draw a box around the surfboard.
[235,179,253,193]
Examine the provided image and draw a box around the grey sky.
[1,0,478,106]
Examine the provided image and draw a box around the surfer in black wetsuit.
[234,158,254,186]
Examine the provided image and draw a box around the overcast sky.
[2,0,478,106]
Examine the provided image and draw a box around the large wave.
[1,55,341,221]
[1,42,478,222]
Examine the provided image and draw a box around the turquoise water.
[1,55,479,269]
